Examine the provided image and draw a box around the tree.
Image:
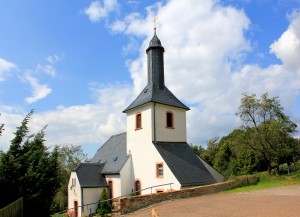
[0,113,4,137]
[51,145,89,212]
[236,92,299,174]
[0,111,61,216]
[190,144,205,157]
[97,189,111,215]
[201,137,219,166]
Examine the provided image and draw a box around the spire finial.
[153,16,158,32]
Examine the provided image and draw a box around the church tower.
[123,31,189,148]
[123,30,192,194]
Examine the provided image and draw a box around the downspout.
[81,188,84,213]
[153,103,157,143]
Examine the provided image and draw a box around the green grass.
[226,171,300,193]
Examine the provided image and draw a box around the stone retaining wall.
[111,176,259,217]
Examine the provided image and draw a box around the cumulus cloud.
[84,0,119,22]
[23,72,52,104]
[0,58,16,81]
[0,84,132,151]
[270,10,300,73]
[109,0,300,144]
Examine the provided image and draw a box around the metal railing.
[53,183,173,216]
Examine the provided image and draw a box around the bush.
[96,189,111,215]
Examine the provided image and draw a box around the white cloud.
[109,0,300,145]
[36,64,56,77]
[2,0,300,153]
[84,0,119,22]
[270,10,300,73]
[0,58,16,81]
[47,54,62,65]
[23,72,52,104]
[0,84,132,152]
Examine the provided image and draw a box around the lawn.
[227,171,300,193]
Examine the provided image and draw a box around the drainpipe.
[153,103,157,143]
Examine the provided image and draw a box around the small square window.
[156,163,164,178]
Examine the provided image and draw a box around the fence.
[0,197,23,217]
[53,183,173,217]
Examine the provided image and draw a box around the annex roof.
[154,142,217,187]
[73,163,107,188]
[89,132,128,174]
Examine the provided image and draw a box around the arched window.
[108,180,113,199]
[134,179,141,195]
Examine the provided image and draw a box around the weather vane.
[153,16,158,31]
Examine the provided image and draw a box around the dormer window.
[135,113,142,130]
[166,111,174,128]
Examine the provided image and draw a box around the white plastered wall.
[120,156,134,196]
[155,104,187,142]
[81,187,104,216]
[126,103,181,195]
[68,172,82,216]
[105,174,121,198]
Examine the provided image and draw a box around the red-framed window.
[156,163,164,178]
[135,113,142,130]
[134,179,142,195]
[166,111,174,128]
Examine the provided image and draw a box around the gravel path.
[125,184,300,217]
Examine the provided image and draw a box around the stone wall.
[111,176,259,217]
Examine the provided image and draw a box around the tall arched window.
[108,180,113,199]
[134,179,141,195]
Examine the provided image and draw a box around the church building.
[68,30,224,217]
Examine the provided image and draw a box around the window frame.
[166,111,174,129]
[156,162,164,178]
[135,113,142,130]
[134,179,142,195]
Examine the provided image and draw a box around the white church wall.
[82,187,103,216]
[68,172,82,216]
[155,104,187,142]
[105,174,121,198]
[126,103,153,155]
[120,156,134,196]
[126,103,181,195]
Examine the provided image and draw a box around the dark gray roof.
[73,163,107,188]
[146,32,165,52]
[154,142,217,187]
[123,85,189,112]
[90,132,128,174]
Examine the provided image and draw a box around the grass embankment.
[227,171,300,193]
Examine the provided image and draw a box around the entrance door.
[74,201,78,217]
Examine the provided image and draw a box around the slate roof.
[146,31,165,52]
[123,32,189,113]
[89,132,128,174]
[73,163,107,188]
[123,85,189,112]
[154,142,217,187]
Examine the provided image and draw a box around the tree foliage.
[0,113,4,137]
[193,93,300,178]
[51,145,89,212]
[97,189,111,215]
[236,92,299,174]
[0,111,61,217]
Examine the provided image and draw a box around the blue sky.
[1,0,300,157]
